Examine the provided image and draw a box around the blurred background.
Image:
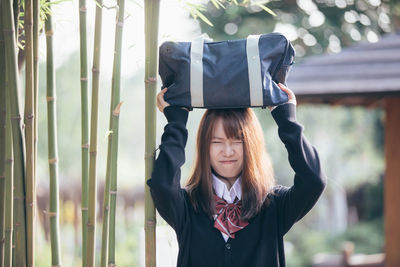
[28,0,399,266]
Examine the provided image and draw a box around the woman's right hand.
[156,87,190,113]
[156,87,170,113]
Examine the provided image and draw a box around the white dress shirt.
[212,173,242,242]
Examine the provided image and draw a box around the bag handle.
[246,34,263,107]
[190,34,212,108]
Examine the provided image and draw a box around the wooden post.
[384,97,400,266]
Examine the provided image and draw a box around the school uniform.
[147,103,327,267]
[212,173,243,242]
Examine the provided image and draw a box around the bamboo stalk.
[11,0,28,259]
[99,5,118,261]
[100,74,114,267]
[100,122,112,267]
[87,0,103,265]
[100,109,112,267]
[11,85,28,265]
[45,2,62,265]
[0,5,7,264]
[79,0,89,265]
[2,0,27,266]
[100,0,125,263]
[24,0,36,265]
[2,0,17,265]
[144,1,161,266]
[4,83,14,267]
[0,115,5,267]
[108,0,125,265]
[33,0,40,230]
[12,0,28,265]
[13,0,19,40]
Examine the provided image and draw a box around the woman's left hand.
[278,83,296,106]
[268,83,297,111]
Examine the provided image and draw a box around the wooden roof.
[287,33,400,107]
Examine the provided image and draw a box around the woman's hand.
[156,87,170,113]
[156,87,189,112]
[278,83,297,106]
[268,83,297,111]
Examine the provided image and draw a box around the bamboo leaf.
[131,0,143,9]
[253,2,276,16]
[180,0,276,28]
[193,9,214,27]
[210,0,225,9]
[105,130,113,137]
[210,0,219,8]
[185,2,207,11]
[93,0,102,9]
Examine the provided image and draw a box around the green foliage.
[40,0,70,20]
[193,0,398,59]
[181,0,276,27]
[336,218,384,254]
[250,105,385,190]
[35,221,140,266]
[250,105,384,266]
[16,0,69,50]
[363,179,383,221]
[285,218,384,266]
[114,224,140,267]
[347,177,383,222]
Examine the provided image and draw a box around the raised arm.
[146,89,189,232]
[270,86,327,235]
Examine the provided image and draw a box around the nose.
[223,143,234,157]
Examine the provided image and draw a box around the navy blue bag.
[158,32,295,109]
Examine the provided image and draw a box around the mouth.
[220,160,237,164]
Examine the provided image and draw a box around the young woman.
[147,83,327,267]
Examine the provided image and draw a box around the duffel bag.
[158,32,295,109]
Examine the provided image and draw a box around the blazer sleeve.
[146,106,189,232]
[270,103,327,235]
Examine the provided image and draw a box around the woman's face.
[209,118,244,180]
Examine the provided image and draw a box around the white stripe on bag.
[190,35,205,107]
[246,34,263,107]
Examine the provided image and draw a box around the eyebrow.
[211,137,224,140]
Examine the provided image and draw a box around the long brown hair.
[185,108,275,220]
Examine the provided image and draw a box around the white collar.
[212,173,242,204]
